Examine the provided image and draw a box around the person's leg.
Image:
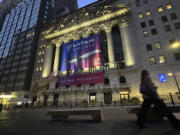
[137,98,152,127]
[154,99,179,127]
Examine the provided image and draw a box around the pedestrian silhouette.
[137,69,179,128]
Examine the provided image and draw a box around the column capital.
[104,25,112,32]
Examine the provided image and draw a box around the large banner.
[61,34,102,72]
[59,72,104,86]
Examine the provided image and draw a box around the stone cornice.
[43,4,130,40]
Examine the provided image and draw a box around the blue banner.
[61,34,102,72]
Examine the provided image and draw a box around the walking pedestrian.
[137,69,179,128]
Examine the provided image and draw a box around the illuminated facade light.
[167,4,172,9]
[171,42,180,48]
[138,13,143,18]
[146,10,151,16]
[159,56,166,63]
[158,6,163,12]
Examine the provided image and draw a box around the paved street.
[0,106,180,135]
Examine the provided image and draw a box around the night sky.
[0,0,98,8]
[78,0,98,8]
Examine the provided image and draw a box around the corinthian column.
[53,45,60,76]
[119,24,135,67]
[105,26,115,69]
[42,44,53,78]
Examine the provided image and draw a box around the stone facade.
[31,0,180,107]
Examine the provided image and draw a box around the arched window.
[100,30,109,63]
[112,25,125,63]
[119,76,126,84]
[104,78,110,85]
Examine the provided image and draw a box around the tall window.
[51,46,56,73]
[58,44,63,71]
[112,25,125,64]
[100,30,109,64]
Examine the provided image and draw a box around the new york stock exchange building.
[31,0,180,107]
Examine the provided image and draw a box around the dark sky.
[78,0,98,8]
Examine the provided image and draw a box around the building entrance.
[53,94,59,107]
[104,92,112,104]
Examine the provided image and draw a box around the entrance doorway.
[104,92,112,104]
[89,93,96,102]
[53,94,59,107]
[120,93,130,100]
[43,95,48,107]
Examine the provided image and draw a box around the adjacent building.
[0,0,23,30]
[0,0,78,105]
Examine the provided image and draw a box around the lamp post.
[168,72,180,94]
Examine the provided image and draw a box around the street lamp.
[171,42,180,49]
[168,72,180,94]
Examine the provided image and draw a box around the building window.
[149,56,156,64]
[159,55,166,63]
[174,52,180,61]
[174,22,180,30]
[143,30,149,37]
[36,67,39,71]
[170,13,177,20]
[151,28,158,35]
[89,93,96,102]
[166,3,172,10]
[155,42,162,49]
[141,22,146,28]
[146,10,151,16]
[39,67,42,71]
[164,25,172,32]
[41,59,44,62]
[169,39,176,45]
[104,78,110,85]
[143,0,148,4]
[119,76,126,83]
[161,16,168,23]
[38,52,41,56]
[149,20,155,26]
[146,44,152,51]
[112,25,124,63]
[135,0,140,7]
[158,6,163,12]
[42,51,45,55]
[138,13,143,18]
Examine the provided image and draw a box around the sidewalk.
[0,106,180,135]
